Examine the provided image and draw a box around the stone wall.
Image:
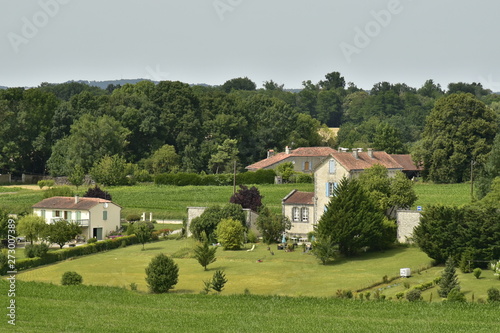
[396,210,421,243]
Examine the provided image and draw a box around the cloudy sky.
[1,0,499,91]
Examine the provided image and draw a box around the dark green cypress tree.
[438,257,460,298]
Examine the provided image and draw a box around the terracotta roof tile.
[283,190,314,205]
[330,151,403,171]
[389,154,422,171]
[246,147,337,170]
[32,197,115,210]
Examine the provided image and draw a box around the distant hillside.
[73,79,154,89]
[0,86,8,90]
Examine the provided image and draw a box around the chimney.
[75,195,79,204]
[267,149,275,158]
[352,148,359,159]
[285,146,291,154]
[367,148,374,158]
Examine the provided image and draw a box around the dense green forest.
[1,73,499,183]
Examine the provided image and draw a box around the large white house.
[283,148,417,238]
[32,196,121,241]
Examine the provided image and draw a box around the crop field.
[1,279,499,333]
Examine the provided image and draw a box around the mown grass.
[1,279,499,333]
[412,182,471,209]
[17,238,497,301]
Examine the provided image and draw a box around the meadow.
[1,279,499,333]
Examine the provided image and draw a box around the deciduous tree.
[145,254,179,293]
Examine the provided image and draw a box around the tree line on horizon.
[1,73,499,192]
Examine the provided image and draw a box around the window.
[103,211,108,221]
[292,207,300,222]
[329,159,336,174]
[325,182,338,197]
[76,211,81,221]
[303,161,310,171]
[54,210,60,217]
[41,210,46,218]
[301,208,309,222]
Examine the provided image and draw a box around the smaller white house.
[32,196,121,241]
[282,190,315,239]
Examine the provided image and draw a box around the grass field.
[2,278,499,332]
[0,181,471,219]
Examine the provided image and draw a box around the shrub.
[487,287,500,303]
[336,289,353,299]
[37,179,55,189]
[406,289,422,302]
[446,288,466,302]
[87,238,97,244]
[395,292,405,300]
[293,173,313,183]
[215,218,245,250]
[473,268,482,279]
[246,230,258,243]
[211,270,227,293]
[126,214,141,222]
[61,271,83,285]
[145,254,179,293]
[24,243,49,258]
[129,282,138,291]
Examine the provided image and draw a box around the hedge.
[13,235,139,272]
[154,170,276,186]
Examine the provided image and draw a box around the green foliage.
[0,209,13,239]
[313,236,337,265]
[189,204,245,242]
[473,268,482,279]
[255,206,291,244]
[405,289,422,302]
[134,222,153,250]
[208,139,239,174]
[37,179,55,189]
[276,162,295,182]
[43,186,74,198]
[68,164,85,189]
[221,77,256,93]
[475,134,500,199]
[373,122,406,154]
[87,237,97,244]
[446,288,466,302]
[45,220,82,249]
[211,270,227,293]
[17,215,47,245]
[491,260,500,280]
[416,93,497,183]
[414,205,500,264]
[126,214,141,222]
[438,257,460,298]
[24,243,49,258]
[487,287,500,302]
[216,218,245,250]
[146,144,180,174]
[145,253,179,293]
[153,170,276,186]
[90,154,130,186]
[193,240,217,270]
[246,229,258,243]
[316,177,387,256]
[61,271,83,285]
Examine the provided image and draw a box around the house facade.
[32,196,121,241]
[282,148,406,237]
[282,190,314,238]
[246,146,337,174]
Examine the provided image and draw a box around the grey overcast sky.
[1,0,500,91]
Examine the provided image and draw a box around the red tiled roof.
[32,197,116,210]
[282,190,314,205]
[329,151,403,171]
[246,147,337,170]
[389,154,422,171]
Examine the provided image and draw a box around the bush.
[216,218,245,250]
[446,288,466,302]
[406,289,422,302]
[61,271,83,285]
[24,243,49,258]
[246,230,258,243]
[473,268,482,279]
[145,254,179,293]
[126,215,141,222]
[37,179,55,189]
[292,173,313,183]
[336,289,353,299]
[87,238,97,244]
[487,287,500,303]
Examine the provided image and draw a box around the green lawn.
[413,182,471,209]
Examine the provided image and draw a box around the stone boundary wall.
[396,210,421,243]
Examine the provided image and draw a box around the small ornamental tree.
[216,218,245,250]
[17,215,47,245]
[83,185,112,200]
[194,239,217,271]
[61,271,83,285]
[211,270,228,293]
[134,222,153,250]
[313,235,337,265]
[256,206,291,244]
[145,254,179,293]
[230,185,263,212]
[438,257,460,298]
[45,220,82,249]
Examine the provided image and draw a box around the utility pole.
[470,159,476,201]
[233,160,237,194]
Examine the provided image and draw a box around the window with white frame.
[329,159,336,174]
[301,208,309,222]
[326,182,338,197]
[292,207,300,222]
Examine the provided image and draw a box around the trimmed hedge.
[15,235,139,272]
[154,170,276,186]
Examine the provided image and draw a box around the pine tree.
[438,257,460,298]
[194,240,217,271]
[211,270,227,293]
